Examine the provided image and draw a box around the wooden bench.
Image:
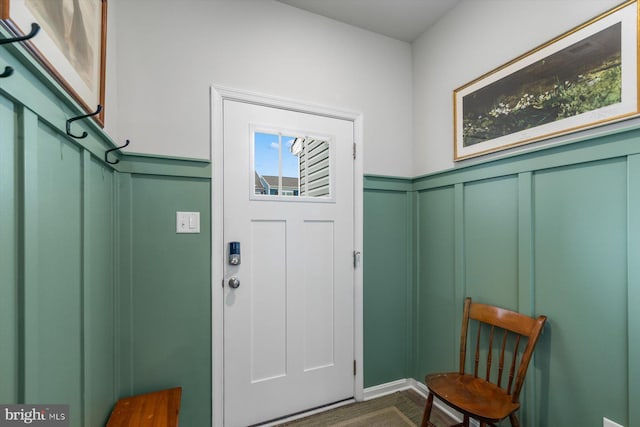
[106,387,182,427]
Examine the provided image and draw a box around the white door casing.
[211,87,364,427]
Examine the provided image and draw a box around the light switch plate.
[603,417,624,427]
[176,211,200,233]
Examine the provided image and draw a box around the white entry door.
[223,100,355,427]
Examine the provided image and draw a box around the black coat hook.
[1,23,39,78]
[105,139,130,165]
[66,105,102,139]
[0,66,13,78]
[0,23,40,45]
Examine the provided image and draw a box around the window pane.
[254,131,330,199]
[298,138,330,197]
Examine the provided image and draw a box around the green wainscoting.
[118,174,212,427]
[26,110,84,418]
[533,159,628,425]
[84,154,117,427]
[415,186,457,377]
[463,176,519,310]
[363,126,640,426]
[0,89,19,405]
[408,128,640,426]
[0,99,117,425]
[1,43,212,426]
[363,177,413,387]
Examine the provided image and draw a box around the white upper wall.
[105,0,414,177]
[412,0,622,176]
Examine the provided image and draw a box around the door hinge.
[222,279,225,288]
[353,251,361,268]
[353,360,357,376]
[353,143,356,159]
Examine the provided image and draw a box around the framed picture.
[454,0,638,161]
[1,0,107,126]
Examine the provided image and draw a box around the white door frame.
[210,86,364,427]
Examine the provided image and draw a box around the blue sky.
[254,132,299,178]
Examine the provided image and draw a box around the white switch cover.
[603,417,624,427]
[176,212,200,233]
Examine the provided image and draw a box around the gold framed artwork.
[454,0,638,161]
[0,0,107,126]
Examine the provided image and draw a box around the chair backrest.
[459,297,547,403]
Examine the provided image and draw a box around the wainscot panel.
[84,154,117,427]
[363,178,413,387]
[533,158,627,425]
[0,87,19,405]
[24,113,84,419]
[463,176,519,310]
[415,186,457,377]
[119,173,212,427]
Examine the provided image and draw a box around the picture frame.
[0,0,107,126]
[454,0,638,161]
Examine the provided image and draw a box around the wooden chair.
[421,297,546,427]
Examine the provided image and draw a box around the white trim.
[210,85,364,427]
[211,86,225,427]
[363,378,414,401]
[353,111,364,402]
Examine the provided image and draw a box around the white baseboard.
[363,378,414,400]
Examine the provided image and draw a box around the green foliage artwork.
[462,23,622,147]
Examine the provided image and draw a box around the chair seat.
[426,372,520,423]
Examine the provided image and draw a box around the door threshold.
[254,398,356,426]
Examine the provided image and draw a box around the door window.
[252,130,332,200]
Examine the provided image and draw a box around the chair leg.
[420,392,434,427]
[509,413,520,427]
[463,415,470,427]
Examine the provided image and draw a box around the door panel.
[303,220,335,371]
[223,100,354,427]
[250,219,287,383]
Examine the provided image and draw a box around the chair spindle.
[506,335,521,394]
[497,329,508,388]
[486,326,495,381]
[474,324,481,377]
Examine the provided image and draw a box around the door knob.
[228,277,240,289]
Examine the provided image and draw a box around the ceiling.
[276,0,461,43]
